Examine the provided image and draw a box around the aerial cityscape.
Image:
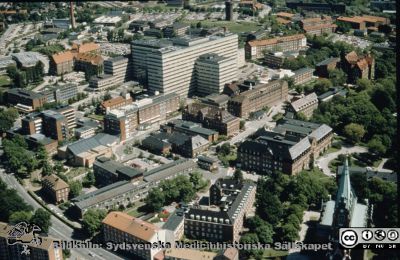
[0,1,397,260]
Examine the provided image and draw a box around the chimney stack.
[70,2,76,29]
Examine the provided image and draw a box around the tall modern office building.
[131,33,238,97]
[195,53,237,96]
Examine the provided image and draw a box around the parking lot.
[330,33,372,49]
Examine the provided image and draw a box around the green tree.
[0,108,19,133]
[30,208,51,233]
[257,194,283,226]
[239,120,246,130]
[189,172,206,190]
[0,180,33,222]
[328,68,347,86]
[218,143,231,156]
[367,137,386,156]
[313,78,333,95]
[69,181,82,199]
[82,171,95,188]
[257,222,274,244]
[277,223,299,242]
[145,188,165,212]
[42,161,53,176]
[344,123,366,144]
[9,211,32,225]
[82,209,107,236]
[356,78,372,92]
[233,169,244,183]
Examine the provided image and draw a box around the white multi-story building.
[131,33,238,97]
[103,56,132,84]
[195,53,237,96]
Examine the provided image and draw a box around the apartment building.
[41,110,69,141]
[291,67,314,85]
[54,105,76,130]
[100,95,133,114]
[21,106,75,140]
[72,159,196,216]
[184,178,256,242]
[21,112,43,135]
[0,222,63,260]
[195,53,237,96]
[6,88,47,112]
[88,74,116,89]
[41,84,78,103]
[197,155,219,171]
[103,212,165,259]
[104,93,180,141]
[300,16,337,36]
[131,34,238,96]
[288,92,318,119]
[162,119,219,142]
[103,56,132,84]
[245,34,306,60]
[42,174,70,204]
[237,117,333,175]
[93,156,143,187]
[228,80,288,118]
[183,103,240,137]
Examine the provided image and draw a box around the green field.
[181,20,262,33]
[0,75,11,87]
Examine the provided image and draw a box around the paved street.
[0,168,126,260]
[315,145,368,176]
[229,102,285,145]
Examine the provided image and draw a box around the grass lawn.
[325,146,340,154]
[32,44,64,56]
[66,167,87,180]
[125,201,146,218]
[87,114,104,121]
[0,75,11,87]
[181,20,262,33]
[263,249,288,258]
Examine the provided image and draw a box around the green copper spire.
[336,156,355,210]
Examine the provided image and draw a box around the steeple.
[336,156,355,211]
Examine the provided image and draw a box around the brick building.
[182,103,240,137]
[162,119,219,142]
[184,179,256,242]
[100,94,133,114]
[300,16,337,36]
[102,212,165,259]
[238,117,333,175]
[287,92,318,119]
[336,15,390,31]
[341,51,375,83]
[42,174,70,203]
[315,57,340,78]
[50,51,74,75]
[227,80,288,118]
[6,88,47,112]
[104,93,180,141]
[291,67,315,85]
[245,34,306,60]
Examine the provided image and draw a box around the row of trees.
[145,172,207,212]
[0,179,51,233]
